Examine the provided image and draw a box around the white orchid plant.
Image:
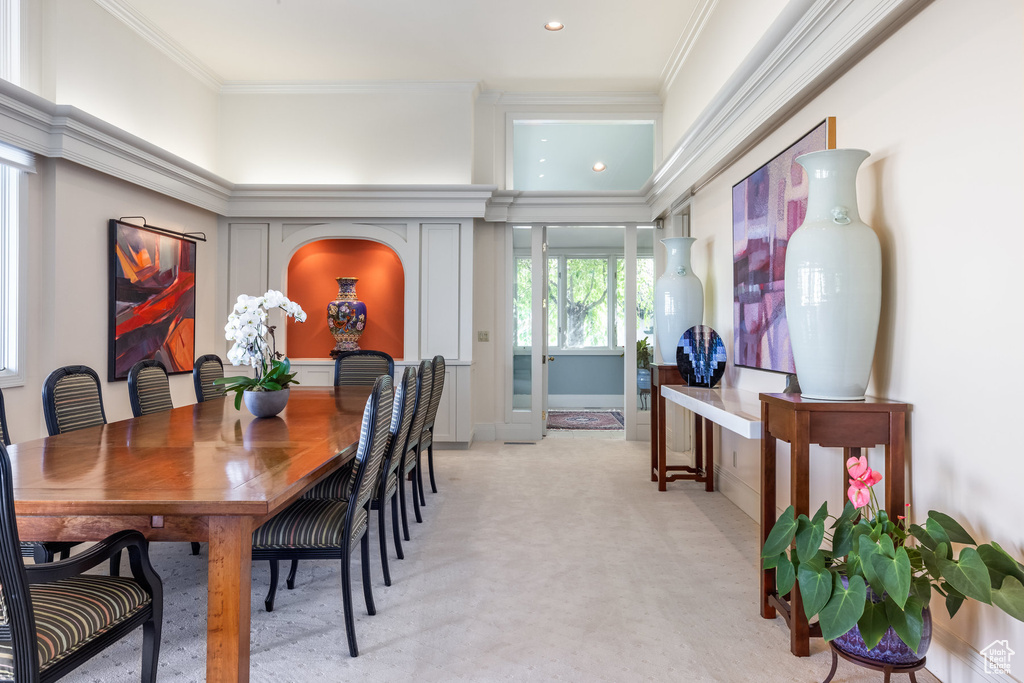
[215,290,307,409]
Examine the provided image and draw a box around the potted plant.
[762,456,1024,663]
[216,290,307,418]
[636,337,653,406]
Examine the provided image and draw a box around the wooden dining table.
[7,385,371,683]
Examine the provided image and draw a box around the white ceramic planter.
[784,149,881,400]
[654,237,704,362]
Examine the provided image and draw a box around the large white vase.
[784,149,881,400]
[655,237,704,363]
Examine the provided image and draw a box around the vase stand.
[822,643,926,683]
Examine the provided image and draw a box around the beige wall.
[685,0,1024,679]
[4,159,220,441]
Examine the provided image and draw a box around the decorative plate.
[676,325,727,388]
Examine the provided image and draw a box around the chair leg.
[416,457,426,507]
[110,551,121,576]
[286,559,299,589]
[391,493,404,560]
[341,545,358,657]
[398,471,412,540]
[141,613,162,683]
[191,542,201,555]
[428,442,438,493]
[361,530,376,616]
[411,466,423,523]
[378,498,391,586]
[265,560,279,612]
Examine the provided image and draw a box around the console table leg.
[760,401,777,620]
[650,389,659,482]
[704,417,714,493]
[694,413,704,473]
[657,390,668,491]
[886,412,907,516]
[791,411,811,656]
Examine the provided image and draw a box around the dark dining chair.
[41,366,107,438]
[333,350,394,386]
[0,441,163,682]
[419,355,446,495]
[252,374,393,657]
[400,361,432,535]
[127,360,173,418]
[192,354,225,403]
[0,387,73,566]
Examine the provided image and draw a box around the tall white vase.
[655,237,704,363]
[784,149,881,400]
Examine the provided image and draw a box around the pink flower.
[848,484,871,509]
[847,455,882,487]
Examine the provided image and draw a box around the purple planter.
[833,579,931,665]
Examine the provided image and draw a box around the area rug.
[547,410,625,430]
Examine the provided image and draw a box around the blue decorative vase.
[833,580,932,665]
[327,276,367,357]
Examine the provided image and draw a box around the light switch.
[477,331,490,342]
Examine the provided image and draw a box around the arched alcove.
[286,239,405,359]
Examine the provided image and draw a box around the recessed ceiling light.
[540,139,548,142]
[593,162,607,172]
[539,174,545,178]
[539,158,546,163]
[545,22,564,31]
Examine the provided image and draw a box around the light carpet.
[71,438,941,682]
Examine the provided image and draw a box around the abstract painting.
[732,118,834,373]
[108,220,196,381]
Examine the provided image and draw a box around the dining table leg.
[207,516,253,683]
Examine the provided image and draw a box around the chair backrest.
[378,367,417,498]
[193,354,225,403]
[127,359,173,418]
[347,375,394,513]
[423,355,447,430]
[0,387,10,447]
[41,365,107,436]
[333,350,394,387]
[0,441,39,679]
[404,360,433,460]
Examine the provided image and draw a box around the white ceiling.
[109,0,704,91]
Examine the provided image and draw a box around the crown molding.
[477,91,662,108]
[92,0,222,90]
[221,80,481,95]
[658,0,719,98]
[227,184,498,219]
[646,0,932,218]
[485,190,651,223]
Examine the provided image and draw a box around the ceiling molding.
[221,80,481,95]
[227,185,498,219]
[646,0,932,218]
[485,191,650,223]
[658,0,719,98]
[477,91,662,108]
[92,0,223,90]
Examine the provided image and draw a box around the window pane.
[513,257,531,347]
[564,258,608,348]
[547,258,558,348]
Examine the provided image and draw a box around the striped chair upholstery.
[128,360,173,418]
[0,443,163,682]
[419,355,447,494]
[400,361,432,532]
[333,350,394,387]
[41,366,107,437]
[192,355,226,403]
[252,375,394,657]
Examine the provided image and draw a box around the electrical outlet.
[477,331,489,342]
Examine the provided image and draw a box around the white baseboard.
[714,464,761,522]
[473,423,497,442]
[547,394,625,409]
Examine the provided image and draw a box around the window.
[0,161,21,386]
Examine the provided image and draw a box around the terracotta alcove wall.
[286,239,405,359]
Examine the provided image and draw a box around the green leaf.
[262,380,282,391]
[857,600,890,651]
[870,545,912,609]
[796,514,826,563]
[819,574,867,641]
[812,501,830,526]
[939,547,992,604]
[926,518,952,556]
[992,575,1024,622]
[928,511,976,545]
[945,591,964,619]
[763,551,785,570]
[776,552,796,596]
[762,506,798,558]
[918,546,940,581]
[234,391,243,410]
[878,533,896,559]
[832,501,859,529]
[832,520,855,559]
[858,535,886,597]
[885,594,924,654]
[797,552,832,621]
[909,524,937,551]
[979,543,1024,588]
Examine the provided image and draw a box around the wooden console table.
[758,393,910,657]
